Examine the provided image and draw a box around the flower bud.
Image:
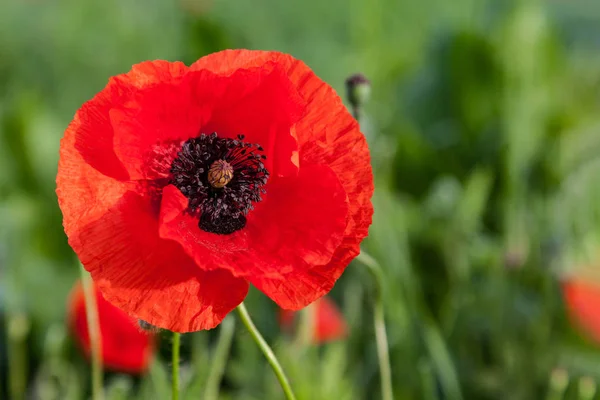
[345,73,371,109]
[579,376,597,400]
[549,368,569,396]
[8,312,31,339]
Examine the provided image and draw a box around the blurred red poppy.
[562,278,600,343]
[279,297,348,343]
[56,50,373,332]
[68,281,154,374]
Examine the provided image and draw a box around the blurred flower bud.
[345,73,371,108]
[579,376,596,400]
[549,368,569,395]
[180,0,213,15]
[503,250,525,270]
[8,312,31,340]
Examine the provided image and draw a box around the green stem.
[295,302,315,348]
[79,265,104,400]
[352,106,361,121]
[236,303,297,400]
[355,251,394,400]
[172,332,181,400]
[546,368,569,400]
[579,376,597,400]
[204,316,236,400]
[7,313,30,400]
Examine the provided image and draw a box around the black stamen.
[169,133,269,235]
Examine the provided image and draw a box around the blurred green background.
[4,0,600,399]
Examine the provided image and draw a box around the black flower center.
[170,133,269,235]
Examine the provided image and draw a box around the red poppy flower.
[56,50,373,333]
[279,297,348,343]
[68,281,154,374]
[562,277,600,343]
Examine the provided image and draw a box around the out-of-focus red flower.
[279,297,347,343]
[562,278,600,343]
[68,281,154,374]
[56,50,374,333]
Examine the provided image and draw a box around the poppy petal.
[109,70,218,181]
[110,66,304,181]
[71,60,188,181]
[57,112,130,246]
[314,297,348,342]
[74,191,249,332]
[244,164,349,271]
[563,278,600,343]
[201,65,304,178]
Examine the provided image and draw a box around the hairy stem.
[172,332,181,400]
[356,251,394,400]
[204,316,235,400]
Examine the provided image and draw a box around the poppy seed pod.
[345,73,371,109]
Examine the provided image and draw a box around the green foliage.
[3,0,600,399]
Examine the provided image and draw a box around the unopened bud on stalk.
[8,312,31,339]
[345,73,371,121]
[549,368,569,397]
[504,251,525,270]
[579,376,597,400]
[345,74,371,107]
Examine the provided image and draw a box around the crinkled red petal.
[200,64,304,178]
[74,191,249,332]
[111,66,303,181]
[73,60,188,181]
